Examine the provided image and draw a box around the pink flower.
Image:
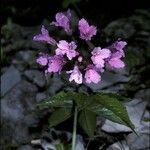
[111,40,127,57]
[113,40,127,51]
[78,56,83,62]
[107,40,127,69]
[85,65,101,84]
[78,18,97,41]
[36,53,48,66]
[91,47,111,68]
[50,9,72,34]
[56,40,78,60]
[67,66,83,84]
[108,52,125,69]
[47,55,66,73]
[33,25,56,45]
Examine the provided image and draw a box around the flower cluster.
[33,9,127,84]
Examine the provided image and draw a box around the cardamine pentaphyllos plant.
[34,9,135,150]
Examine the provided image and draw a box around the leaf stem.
[71,107,78,150]
[73,3,82,16]
[86,41,95,49]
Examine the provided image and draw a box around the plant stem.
[86,41,95,49]
[71,107,78,150]
[73,3,82,16]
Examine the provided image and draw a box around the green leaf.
[88,104,126,125]
[37,91,91,110]
[56,143,71,150]
[72,93,90,109]
[98,92,130,102]
[37,91,73,108]
[78,110,96,137]
[56,143,64,150]
[92,94,134,130]
[48,108,72,127]
[86,101,123,124]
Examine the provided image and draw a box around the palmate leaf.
[97,92,130,102]
[48,108,72,127]
[88,104,127,125]
[90,94,135,130]
[78,110,96,137]
[37,91,73,108]
[38,91,135,135]
[71,92,90,109]
[37,91,90,109]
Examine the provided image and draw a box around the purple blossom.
[78,18,97,41]
[91,47,111,68]
[36,53,48,66]
[34,12,127,85]
[85,65,101,84]
[47,55,66,73]
[113,40,127,51]
[107,52,125,69]
[56,40,78,60]
[111,40,127,57]
[50,9,72,34]
[67,66,83,84]
[33,25,56,45]
[106,40,127,69]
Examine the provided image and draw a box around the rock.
[20,50,36,63]
[1,67,8,74]
[36,92,47,102]
[41,139,60,150]
[101,120,132,133]
[86,71,129,92]
[134,89,150,102]
[127,133,150,150]
[17,145,34,150]
[106,141,129,150]
[31,129,85,150]
[1,65,21,97]
[13,50,37,68]
[75,135,85,150]
[1,80,38,144]
[48,74,64,95]
[138,110,150,135]
[31,138,60,150]
[107,134,150,150]
[107,132,150,150]
[24,69,46,87]
[101,99,147,133]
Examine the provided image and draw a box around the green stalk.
[71,107,78,150]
